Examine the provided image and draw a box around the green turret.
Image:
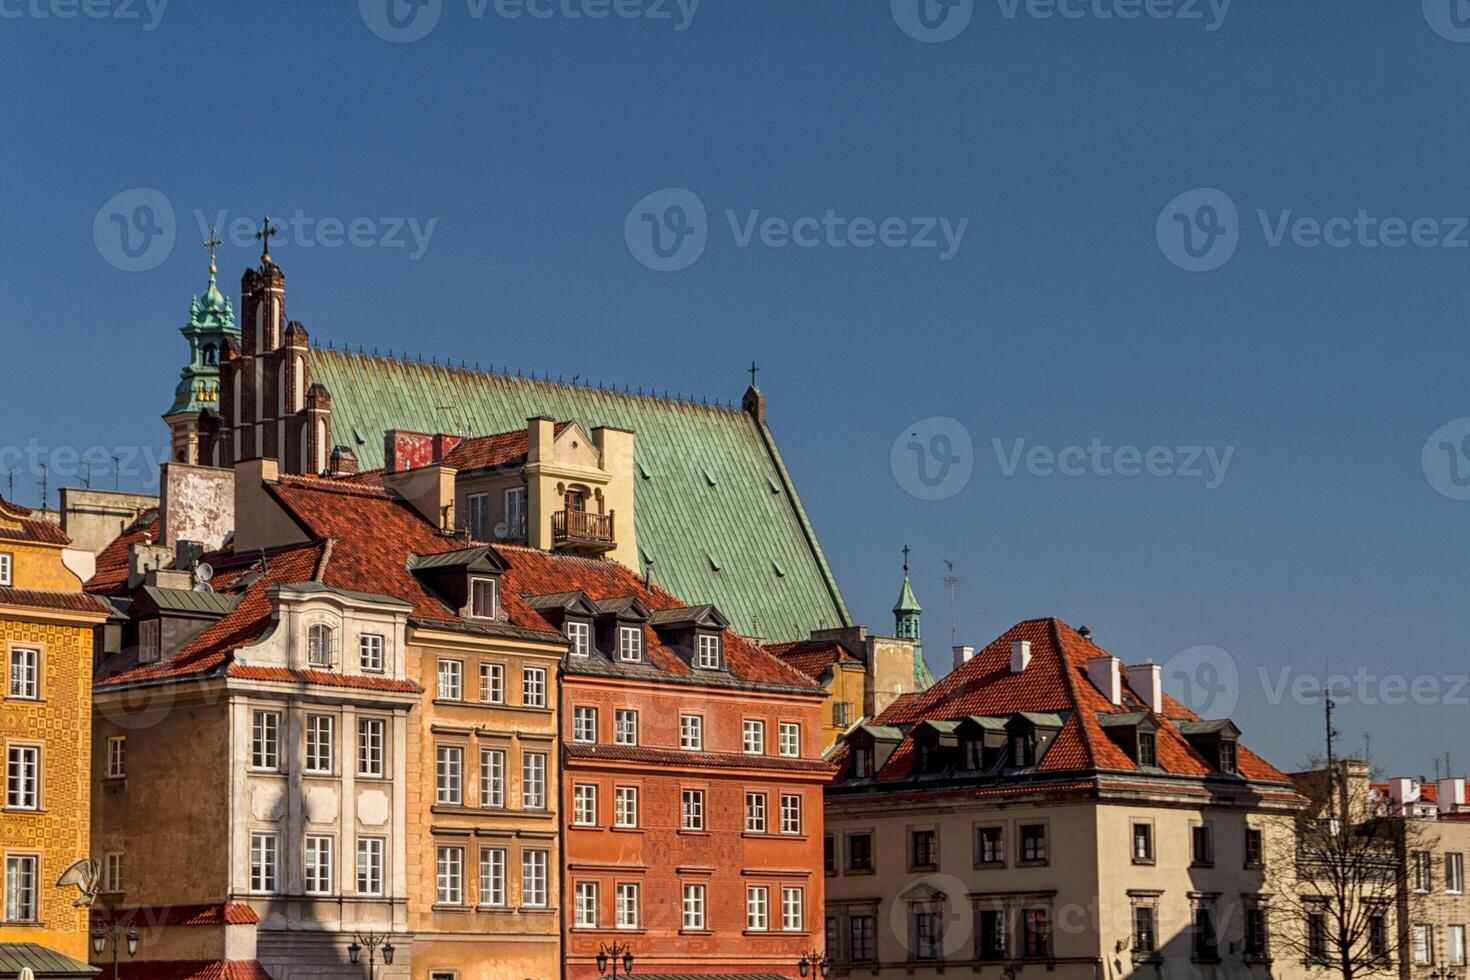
[894,546,930,687]
[165,232,240,465]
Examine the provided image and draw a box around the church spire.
[164,232,240,466]
[893,546,930,688]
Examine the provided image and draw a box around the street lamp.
[347,931,396,980]
[797,950,831,977]
[90,924,139,980]
[1429,969,1459,980]
[596,941,635,977]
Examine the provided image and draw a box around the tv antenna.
[941,559,961,648]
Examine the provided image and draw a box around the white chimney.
[1010,639,1031,674]
[1127,661,1163,714]
[1439,778,1466,814]
[952,645,976,671]
[1087,655,1123,706]
[1388,777,1419,815]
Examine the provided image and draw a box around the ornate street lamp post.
[596,941,635,977]
[797,950,831,977]
[91,924,139,980]
[347,930,396,980]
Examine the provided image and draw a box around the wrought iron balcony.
[553,509,615,552]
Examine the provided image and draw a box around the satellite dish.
[194,583,215,594]
[195,562,214,583]
[493,522,509,540]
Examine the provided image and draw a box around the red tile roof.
[871,617,1291,784]
[766,639,861,681]
[92,903,259,928]
[0,497,70,545]
[0,587,112,616]
[116,962,271,980]
[87,510,161,595]
[439,421,573,473]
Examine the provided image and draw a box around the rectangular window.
[1245,906,1269,959]
[523,752,547,810]
[357,718,385,778]
[357,837,384,897]
[1219,739,1238,773]
[0,553,10,587]
[1449,924,1466,966]
[851,915,876,962]
[304,835,334,896]
[747,886,769,931]
[436,745,463,806]
[615,786,639,828]
[683,883,707,930]
[1244,827,1264,867]
[1023,908,1052,959]
[696,632,721,669]
[106,736,126,779]
[745,792,767,833]
[1134,905,1157,954]
[573,784,597,826]
[480,748,505,808]
[782,886,804,931]
[618,625,643,662]
[138,619,161,663]
[522,666,547,708]
[505,487,527,538]
[848,832,874,872]
[914,911,941,960]
[104,852,123,893]
[1449,852,1465,894]
[479,848,506,907]
[470,578,498,619]
[1308,911,1329,961]
[522,850,549,907]
[480,662,504,703]
[307,626,334,668]
[437,846,464,906]
[617,882,640,929]
[359,634,384,672]
[1191,824,1214,867]
[1369,913,1389,958]
[8,648,38,700]
[4,855,36,923]
[779,722,801,758]
[249,834,278,893]
[833,701,850,727]
[572,706,597,743]
[575,881,599,928]
[743,719,766,754]
[466,492,489,541]
[1414,850,1433,892]
[6,745,39,810]
[1137,730,1157,767]
[1415,924,1436,966]
[682,788,705,831]
[614,709,638,746]
[853,746,874,777]
[978,907,1007,960]
[1132,822,1154,862]
[1193,906,1218,961]
[910,828,937,869]
[977,825,1005,866]
[680,714,703,750]
[780,793,803,835]
[824,835,835,874]
[437,659,463,700]
[305,714,334,774]
[567,620,591,657]
[1020,823,1048,864]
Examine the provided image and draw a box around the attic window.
[308,625,335,669]
[696,632,723,670]
[1138,731,1157,768]
[138,619,161,664]
[470,578,498,619]
[1010,731,1036,768]
[853,745,875,778]
[618,625,644,663]
[1218,739,1238,774]
[566,619,591,657]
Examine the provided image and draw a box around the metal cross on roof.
[256,213,279,262]
[202,226,223,274]
[902,544,911,574]
[749,360,759,388]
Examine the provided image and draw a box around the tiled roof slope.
[439,420,573,472]
[0,588,113,616]
[116,962,271,980]
[87,509,161,595]
[308,349,849,642]
[767,638,862,682]
[0,495,71,545]
[873,618,1291,784]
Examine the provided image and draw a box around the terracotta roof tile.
[0,497,70,545]
[438,421,573,473]
[766,639,861,681]
[0,588,112,616]
[116,962,272,980]
[87,510,161,595]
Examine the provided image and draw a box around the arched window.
[308,625,335,668]
[202,345,217,366]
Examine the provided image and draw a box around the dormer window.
[1219,739,1238,774]
[566,619,591,658]
[853,746,875,778]
[963,737,984,770]
[138,619,161,664]
[696,632,722,670]
[1011,731,1036,768]
[618,626,643,663]
[1138,731,1157,768]
[308,625,335,669]
[470,578,498,619]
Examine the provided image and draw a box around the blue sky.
[4,0,1469,778]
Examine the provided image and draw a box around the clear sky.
[3,0,1468,780]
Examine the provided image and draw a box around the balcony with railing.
[552,509,615,552]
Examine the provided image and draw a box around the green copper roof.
[893,573,922,614]
[308,350,851,643]
[166,265,240,418]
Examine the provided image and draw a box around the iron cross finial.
[256,213,279,262]
[202,227,223,274]
[749,360,759,388]
[902,544,911,574]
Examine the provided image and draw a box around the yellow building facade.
[0,497,108,961]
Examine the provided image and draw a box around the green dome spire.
[165,234,240,419]
[893,545,923,615]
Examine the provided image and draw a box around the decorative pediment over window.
[407,546,510,619]
[898,881,948,904]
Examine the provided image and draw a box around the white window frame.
[304,714,334,774]
[4,854,37,923]
[696,632,721,669]
[522,666,547,708]
[683,883,707,930]
[779,721,801,758]
[682,788,705,831]
[249,833,279,894]
[480,748,505,808]
[137,619,161,664]
[304,835,335,896]
[680,714,703,750]
[480,847,507,907]
[357,837,385,897]
[251,710,281,771]
[567,619,591,657]
[523,752,547,810]
[747,885,770,931]
[616,882,640,929]
[307,624,335,669]
[782,886,804,931]
[745,791,767,833]
[470,577,498,619]
[480,662,504,704]
[438,659,464,701]
[101,735,125,779]
[575,880,600,928]
[618,625,643,662]
[573,783,598,826]
[6,744,39,810]
[615,786,639,828]
[614,709,638,746]
[1449,852,1465,895]
[437,845,465,906]
[357,718,385,778]
[522,849,549,908]
[505,486,528,538]
[359,633,385,673]
[436,745,464,806]
[780,793,803,835]
[466,492,490,541]
[0,553,11,587]
[1449,924,1467,966]
[8,648,38,700]
[104,852,123,893]
[573,706,597,743]
[743,719,766,755]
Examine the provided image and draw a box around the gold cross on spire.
[202,227,223,275]
[256,213,279,263]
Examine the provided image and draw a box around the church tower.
[164,231,240,467]
[893,546,926,686]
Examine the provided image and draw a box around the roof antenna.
[941,558,960,649]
